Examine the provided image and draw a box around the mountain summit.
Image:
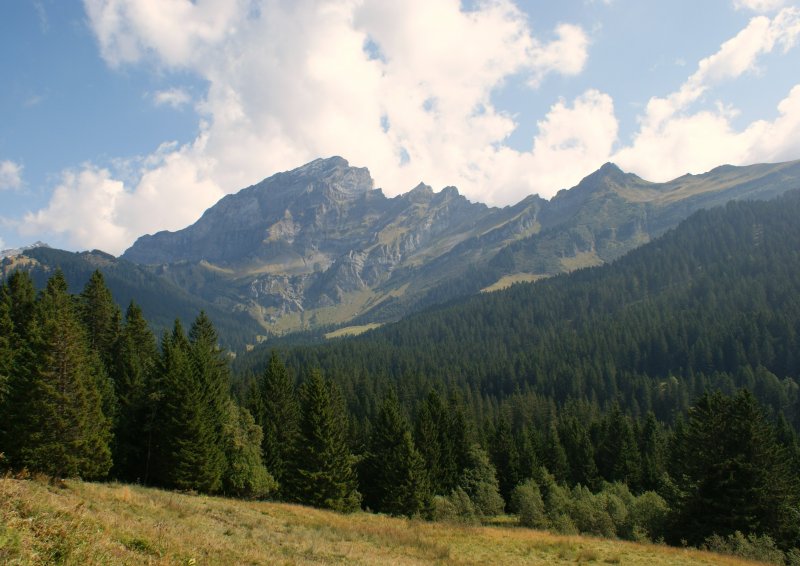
[119,157,800,337]
[122,157,374,266]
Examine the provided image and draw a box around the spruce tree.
[4,271,36,333]
[152,319,224,492]
[0,285,13,409]
[669,390,800,548]
[79,270,121,374]
[639,412,666,492]
[248,351,299,498]
[595,403,641,488]
[541,421,569,483]
[559,416,599,489]
[360,391,429,516]
[5,271,112,479]
[488,413,520,506]
[187,312,229,487]
[414,390,448,494]
[112,301,159,481]
[293,369,361,512]
[0,273,35,456]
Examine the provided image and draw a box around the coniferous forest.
[3,192,800,561]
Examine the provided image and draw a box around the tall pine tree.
[246,350,300,498]
[360,391,429,516]
[152,319,225,492]
[669,390,800,548]
[112,301,159,481]
[79,270,121,375]
[4,271,112,479]
[187,312,229,487]
[0,284,13,410]
[292,369,361,512]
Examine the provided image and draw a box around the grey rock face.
[122,156,800,336]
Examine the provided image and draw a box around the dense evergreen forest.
[238,189,800,427]
[3,190,800,560]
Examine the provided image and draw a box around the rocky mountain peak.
[287,156,373,199]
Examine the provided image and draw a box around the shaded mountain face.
[122,156,544,333]
[116,156,800,339]
[0,247,262,350]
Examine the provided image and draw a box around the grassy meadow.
[0,475,765,566]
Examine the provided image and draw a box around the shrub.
[703,531,785,565]
[511,479,547,529]
[630,491,669,542]
[570,485,615,538]
[431,488,478,524]
[459,445,505,517]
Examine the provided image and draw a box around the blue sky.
[1,0,799,254]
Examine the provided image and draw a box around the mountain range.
[4,156,800,347]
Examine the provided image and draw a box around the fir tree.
[0,285,13,408]
[79,270,121,375]
[187,312,229,487]
[458,444,505,517]
[153,319,225,492]
[293,369,361,512]
[248,351,299,498]
[669,390,800,548]
[112,301,159,481]
[360,391,429,516]
[5,271,112,479]
[488,413,520,506]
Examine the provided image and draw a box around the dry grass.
[0,475,767,565]
[324,323,383,339]
[481,273,545,293]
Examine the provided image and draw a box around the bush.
[511,479,547,529]
[570,485,615,538]
[459,445,504,517]
[512,473,669,543]
[222,404,277,499]
[630,491,669,542]
[431,488,478,524]
[703,531,785,565]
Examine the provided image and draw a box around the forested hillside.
[238,190,800,427]
[0,247,261,350]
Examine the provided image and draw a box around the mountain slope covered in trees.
[240,189,800,425]
[0,247,261,350]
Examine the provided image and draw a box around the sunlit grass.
[0,476,765,565]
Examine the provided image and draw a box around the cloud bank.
[19,1,800,255]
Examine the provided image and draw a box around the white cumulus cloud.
[614,6,800,180]
[0,160,23,190]
[28,0,590,254]
[153,87,191,108]
[23,1,800,255]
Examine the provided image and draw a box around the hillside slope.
[0,477,760,566]
[0,247,260,350]
[240,189,800,421]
